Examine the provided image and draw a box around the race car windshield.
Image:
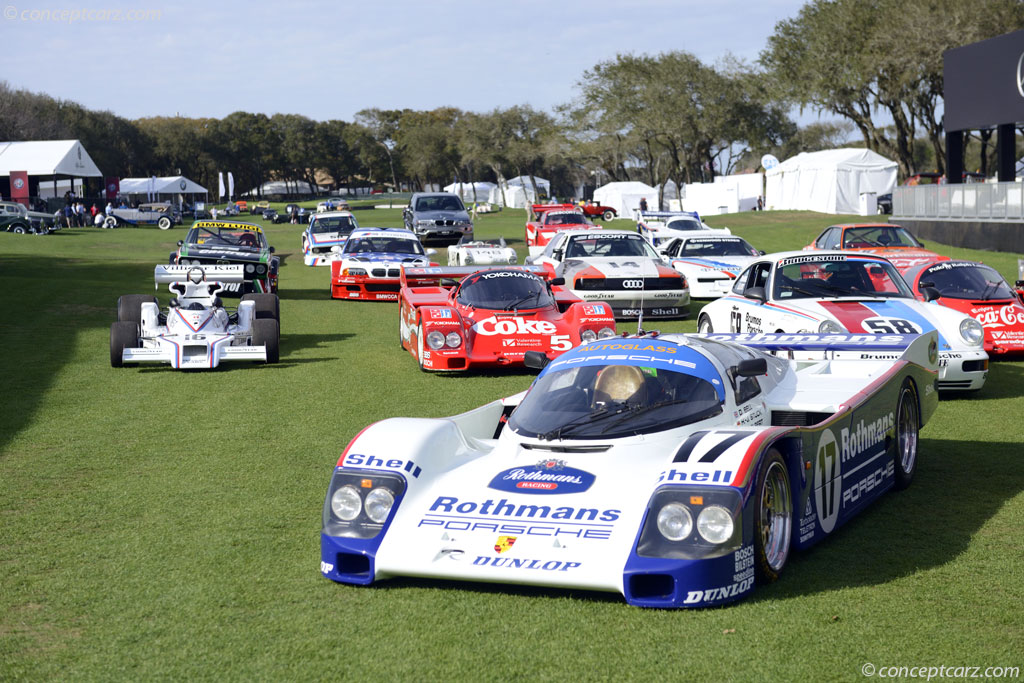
[680,239,758,257]
[545,213,588,226]
[566,235,659,259]
[456,271,554,310]
[843,226,923,248]
[508,365,723,440]
[920,263,1015,300]
[416,196,465,212]
[666,218,704,231]
[311,217,357,234]
[344,237,425,255]
[188,228,265,249]
[774,259,915,299]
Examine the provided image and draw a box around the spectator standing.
[639,197,648,212]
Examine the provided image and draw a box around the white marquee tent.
[120,176,208,197]
[593,181,658,218]
[443,181,497,204]
[765,148,897,214]
[506,175,551,194]
[0,139,102,178]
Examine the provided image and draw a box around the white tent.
[443,181,497,204]
[664,173,764,215]
[245,180,324,197]
[765,148,897,214]
[488,184,538,208]
[593,181,658,218]
[0,139,103,178]
[506,175,551,195]
[119,176,208,196]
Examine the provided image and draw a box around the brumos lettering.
[472,556,581,571]
[474,317,557,336]
[840,412,894,461]
[842,460,894,507]
[428,496,621,521]
[683,577,755,604]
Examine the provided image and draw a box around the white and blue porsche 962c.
[321,331,938,608]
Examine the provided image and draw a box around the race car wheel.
[242,293,279,321]
[117,295,158,325]
[697,315,713,333]
[103,216,118,229]
[602,209,615,221]
[753,449,792,584]
[253,318,280,363]
[893,379,920,490]
[157,216,172,230]
[110,321,139,368]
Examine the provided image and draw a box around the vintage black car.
[273,204,311,224]
[169,220,280,295]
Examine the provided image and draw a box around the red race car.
[398,265,618,371]
[579,201,618,221]
[804,222,949,273]
[525,205,599,257]
[903,258,1024,356]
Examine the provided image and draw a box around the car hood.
[181,244,268,261]
[344,253,431,266]
[562,258,677,279]
[670,256,753,273]
[414,210,470,221]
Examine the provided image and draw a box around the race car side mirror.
[553,250,563,260]
[734,358,767,377]
[177,240,184,246]
[269,246,275,253]
[921,286,941,302]
[758,250,766,255]
[746,286,767,303]
[523,351,550,370]
[1015,280,1024,289]
[549,277,565,286]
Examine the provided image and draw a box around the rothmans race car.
[525,205,598,257]
[528,229,689,320]
[636,210,730,248]
[320,330,938,608]
[330,228,436,301]
[657,234,763,299]
[398,265,617,371]
[446,236,517,266]
[302,211,360,266]
[110,265,280,369]
[697,251,988,392]
[902,258,1024,357]
[170,220,279,294]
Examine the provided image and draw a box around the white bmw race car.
[446,236,517,266]
[636,210,730,248]
[302,211,360,266]
[658,234,763,299]
[321,331,938,608]
[110,265,280,369]
[697,251,988,391]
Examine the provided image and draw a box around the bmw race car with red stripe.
[398,265,617,371]
[330,228,437,301]
[321,330,938,608]
[697,251,988,392]
[302,211,359,266]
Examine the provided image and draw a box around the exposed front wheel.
[893,379,920,490]
[253,318,280,363]
[602,209,615,221]
[110,321,139,367]
[157,216,172,230]
[117,295,157,325]
[12,225,27,234]
[697,315,713,333]
[753,450,792,584]
[242,293,280,321]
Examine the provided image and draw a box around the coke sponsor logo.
[474,316,557,336]
[972,306,1022,328]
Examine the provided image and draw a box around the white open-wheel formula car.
[110,265,280,370]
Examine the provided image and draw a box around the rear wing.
[154,264,246,285]
[696,332,938,370]
[401,264,553,289]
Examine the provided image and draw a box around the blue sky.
[2,0,821,123]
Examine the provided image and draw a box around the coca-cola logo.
[473,316,557,336]
[972,305,1022,328]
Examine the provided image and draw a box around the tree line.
[0,0,1019,202]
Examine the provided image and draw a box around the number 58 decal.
[863,318,921,334]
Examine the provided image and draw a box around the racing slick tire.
[103,216,118,229]
[110,321,139,368]
[157,216,173,230]
[253,318,280,363]
[117,295,158,325]
[697,314,713,333]
[242,293,279,321]
[893,379,920,490]
[753,449,792,584]
[602,209,615,221]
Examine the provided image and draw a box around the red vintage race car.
[804,222,949,273]
[579,201,618,221]
[398,265,618,371]
[903,258,1024,356]
[525,204,599,257]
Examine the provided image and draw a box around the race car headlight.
[656,503,692,541]
[507,254,517,264]
[416,220,435,228]
[580,329,597,343]
[364,488,395,524]
[344,268,367,277]
[427,330,446,350]
[464,254,475,265]
[445,332,462,348]
[330,485,362,521]
[245,264,255,274]
[818,319,845,334]
[959,318,984,346]
[256,264,267,275]
[598,327,616,339]
[696,505,734,544]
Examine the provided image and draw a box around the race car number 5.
[551,335,572,351]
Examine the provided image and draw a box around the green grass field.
[1,208,1022,681]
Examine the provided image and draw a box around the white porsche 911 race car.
[697,251,988,391]
[636,210,730,248]
[658,234,763,299]
[321,331,938,608]
[446,237,517,266]
[110,265,280,369]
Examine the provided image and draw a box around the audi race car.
[330,228,436,301]
[902,259,1024,357]
[525,205,598,257]
[697,251,988,392]
[170,220,279,294]
[446,236,517,266]
[110,265,280,370]
[527,229,689,320]
[803,223,948,273]
[658,234,763,299]
[321,331,938,608]
[636,210,730,248]
[302,211,360,266]
[398,265,617,371]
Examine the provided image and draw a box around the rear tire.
[117,295,157,324]
[893,379,920,490]
[753,449,792,584]
[242,293,279,320]
[110,321,139,368]
[12,225,27,234]
[253,318,280,363]
[602,209,615,221]
[157,216,172,230]
[697,314,713,333]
